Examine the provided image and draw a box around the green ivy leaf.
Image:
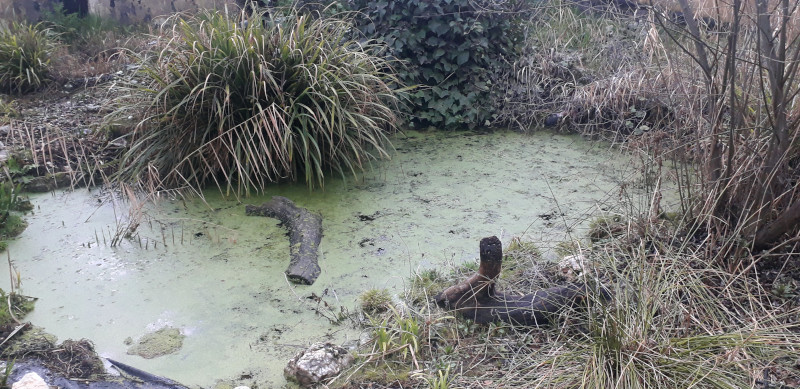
[352,0,530,129]
[456,51,469,65]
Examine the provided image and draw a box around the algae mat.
[3,130,660,387]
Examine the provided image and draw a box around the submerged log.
[246,196,323,285]
[435,236,606,326]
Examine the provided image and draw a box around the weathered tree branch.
[246,196,323,285]
[754,199,800,250]
[435,236,607,326]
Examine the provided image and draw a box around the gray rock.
[284,342,354,387]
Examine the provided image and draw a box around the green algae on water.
[127,327,185,359]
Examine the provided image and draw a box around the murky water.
[3,130,659,387]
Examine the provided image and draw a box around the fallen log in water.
[245,196,323,285]
[435,236,607,326]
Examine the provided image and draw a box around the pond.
[3,129,657,387]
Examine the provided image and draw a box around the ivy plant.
[352,0,530,129]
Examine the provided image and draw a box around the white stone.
[12,372,48,389]
[559,254,588,280]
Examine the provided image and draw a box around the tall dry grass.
[645,0,800,263]
[499,0,800,260]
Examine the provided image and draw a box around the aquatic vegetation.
[0,21,58,94]
[0,182,30,246]
[0,289,35,327]
[126,327,185,359]
[113,7,401,194]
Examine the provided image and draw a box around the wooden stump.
[435,236,605,326]
[246,196,323,285]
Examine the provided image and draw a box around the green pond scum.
[0,130,674,387]
[126,327,185,359]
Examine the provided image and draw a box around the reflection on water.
[4,130,655,386]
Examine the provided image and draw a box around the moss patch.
[126,327,184,359]
[0,325,57,358]
[0,290,36,328]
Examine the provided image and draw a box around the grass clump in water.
[113,7,401,195]
[0,21,58,95]
[360,288,392,315]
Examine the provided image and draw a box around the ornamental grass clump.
[117,8,400,194]
[0,21,58,94]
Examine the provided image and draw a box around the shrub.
[351,0,531,129]
[646,0,800,260]
[0,21,58,94]
[40,3,130,60]
[0,97,19,123]
[114,8,401,193]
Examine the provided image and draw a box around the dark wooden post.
[435,236,607,326]
[435,236,502,308]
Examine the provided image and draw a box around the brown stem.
[754,199,800,250]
